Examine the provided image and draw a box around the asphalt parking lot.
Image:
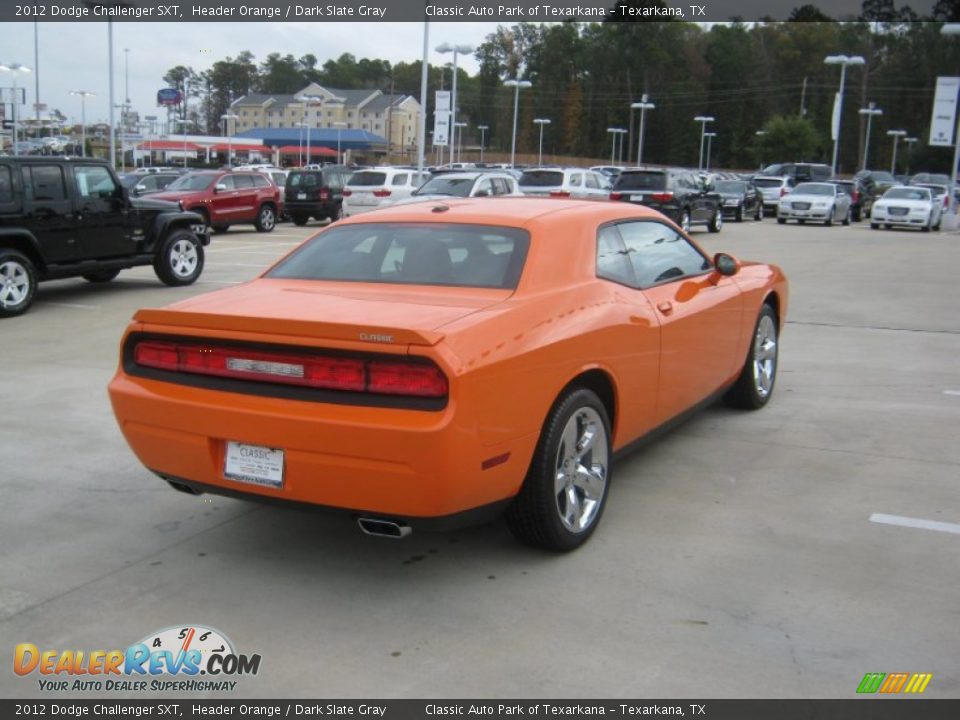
[2,215,958,699]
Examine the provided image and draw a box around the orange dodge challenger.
[108,197,787,551]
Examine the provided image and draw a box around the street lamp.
[903,136,919,176]
[454,121,467,164]
[940,24,960,211]
[503,78,532,168]
[631,96,655,165]
[858,102,883,170]
[754,130,767,168]
[435,43,474,167]
[887,129,907,174]
[70,89,95,157]
[704,132,717,171]
[295,122,313,167]
[296,94,323,165]
[0,63,32,156]
[694,115,714,170]
[477,124,488,162]
[606,128,626,164]
[332,121,347,164]
[533,118,551,167]
[824,54,866,175]
[172,118,191,169]
[220,113,239,167]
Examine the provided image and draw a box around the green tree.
[756,115,823,165]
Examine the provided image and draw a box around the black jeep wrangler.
[0,157,210,317]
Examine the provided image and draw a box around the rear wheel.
[292,215,308,226]
[0,250,37,318]
[329,204,344,223]
[735,206,743,222]
[824,207,834,227]
[154,230,204,287]
[254,204,276,233]
[777,217,786,225]
[506,388,612,552]
[724,303,779,410]
[708,208,723,233]
[211,224,229,234]
[842,208,851,226]
[870,223,879,230]
[82,269,121,283]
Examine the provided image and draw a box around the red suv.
[152,170,282,233]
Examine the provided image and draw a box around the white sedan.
[776,182,852,226]
[870,187,942,231]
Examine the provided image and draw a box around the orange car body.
[108,198,787,527]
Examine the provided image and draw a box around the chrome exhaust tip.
[357,517,412,539]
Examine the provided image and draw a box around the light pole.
[70,90,95,157]
[631,96,655,165]
[903,136,918,176]
[533,118,551,167]
[940,24,960,212]
[172,118,191,169]
[887,129,907,174]
[0,63,32,156]
[694,115,714,170]
[332,121,347,164]
[477,124,488,162]
[454,121,467,164]
[220,113,238,167]
[704,132,717,171]
[858,102,883,170]
[824,54,866,175]
[296,94,323,165]
[606,128,618,164]
[435,43,474,167]
[754,130,766,168]
[503,78,532,168]
[123,48,130,107]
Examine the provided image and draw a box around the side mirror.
[214,183,227,193]
[134,183,147,194]
[713,252,740,277]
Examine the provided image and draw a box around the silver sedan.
[777,182,852,226]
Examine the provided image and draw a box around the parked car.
[753,175,795,214]
[518,168,612,200]
[342,167,430,217]
[590,165,624,180]
[284,165,351,225]
[761,162,833,182]
[714,179,764,221]
[609,168,723,233]
[107,197,788,551]
[911,182,950,215]
[854,170,900,217]
[909,172,951,186]
[829,179,865,222]
[119,172,182,197]
[870,186,942,231]
[0,156,209,317]
[151,170,282,233]
[776,182,851,225]
[391,171,521,204]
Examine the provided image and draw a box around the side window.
[617,221,710,288]
[0,166,14,204]
[596,225,635,286]
[218,175,237,191]
[75,165,118,200]
[570,173,583,187]
[233,175,254,189]
[585,173,599,189]
[251,175,270,188]
[325,172,343,190]
[491,178,509,195]
[392,173,408,186]
[474,178,494,196]
[22,165,67,202]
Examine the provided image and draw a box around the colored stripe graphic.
[904,673,933,694]
[880,673,910,693]
[857,673,886,694]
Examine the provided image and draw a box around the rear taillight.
[650,192,674,203]
[549,190,571,198]
[609,192,623,200]
[341,189,352,197]
[320,189,330,200]
[944,195,950,208]
[134,340,447,398]
[852,191,860,203]
[780,187,789,197]
[373,189,392,198]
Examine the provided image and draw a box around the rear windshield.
[348,172,388,187]
[519,170,564,187]
[867,171,896,183]
[793,183,834,196]
[166,174,216,191]
[715,181,746,193]
[753,178,784,188]
[267,223,530,289]
[613,172,667,191]
[914,184,946,195]
[288,172,322,188]
[884,188,930,200]
[414,176,475,197]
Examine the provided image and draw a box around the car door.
[19,163,79,263]
[73,164,133,259]
[210,174,241,223]
[232,174,258,221]
[568,172,585,199]
[472,177,495,197]
[584,172,604,199]
[615,220,744,424]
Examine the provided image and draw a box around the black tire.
[870,223,879,230]
[933,219,941,231]
[505,388,612,552]
[707,207,723,233]
[82,269,121,283]
[798,219,806,225]
[735,206,743,222]
[824,207,834,227]
[885,224,892,229]
[842,208,851,226]
[853,208,862,222]
[0,249,37,318]
[254,204,276,233]
[723,303,779,410]
[329,204,344,223]
[292,215,308,226]
[153,230,204,287]
[777,218,786,225]
[755,204,763,221]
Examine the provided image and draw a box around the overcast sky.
[0,22,500,126]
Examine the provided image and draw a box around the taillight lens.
[650,192,674,203]
[133,340,447,398]
[373,189,392,198]
[319,189,330,200]
[609,192,623,200]
[549,190,571,197]
[342,189,352,197]
[780,187,789,197]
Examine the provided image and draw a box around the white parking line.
[870,513,960,536]
[943,390,960,396]
[37,302,100,310]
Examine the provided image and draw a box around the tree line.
[163,1,960,175]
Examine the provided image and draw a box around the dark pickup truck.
[0,157,209,317]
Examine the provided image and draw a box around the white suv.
[518,168,612,199]
[343,167,430,216]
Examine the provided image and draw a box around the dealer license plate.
[224,441,284,489]
[630,194,645,202]
[297,192,306,200]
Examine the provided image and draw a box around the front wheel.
[0,249,37,318]
[824,206,834,227]
[842,208,851,226]
[724,303,779,410]
[254,204,276,233]
[506,388,612,552]
[755,204,763,221]
[870,223,879,230]
[777,217,786,225]
[154,230,204,287]
[708,208,723,233]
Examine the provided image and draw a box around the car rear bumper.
[285,200,339,217]
[107,372,536,523]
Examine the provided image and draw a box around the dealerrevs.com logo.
[14,625,261,692]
